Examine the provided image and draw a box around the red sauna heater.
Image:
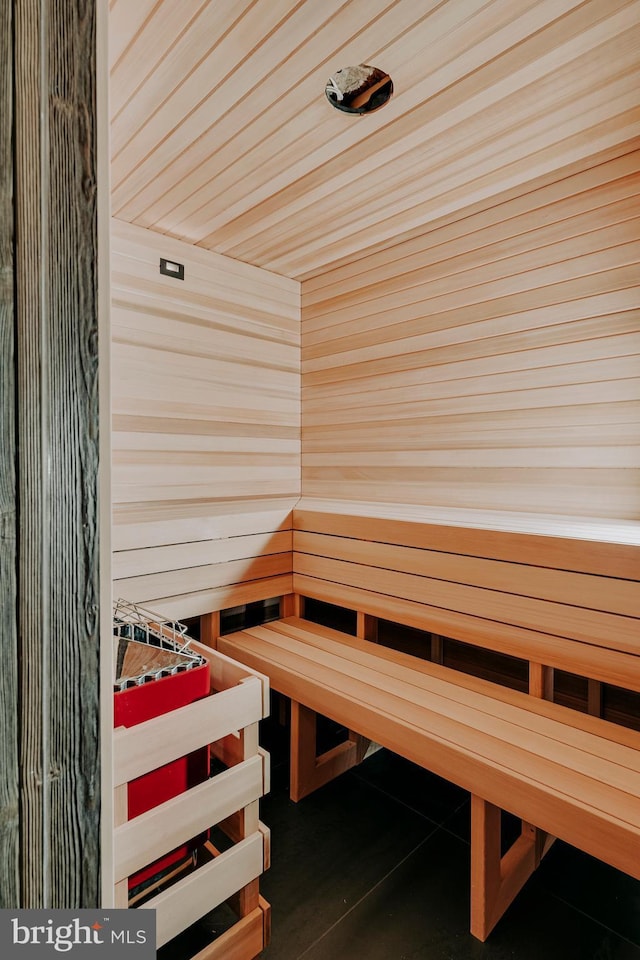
[113,600,210,895]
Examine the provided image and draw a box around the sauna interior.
[108,2,640,958]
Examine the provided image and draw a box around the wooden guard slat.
[114,755,264,882]
[184,905,265,960]
[150,833,264,948]
[114,677,264,786]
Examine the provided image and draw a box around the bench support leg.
[290,701,366,802]
[357,612,378,643]
[281,593,303,618]
[588,679,603,717]
[201,610,221,649]
[470,796,554,941]
[529,662,554,700]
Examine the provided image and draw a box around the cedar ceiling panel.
[110,0,640,279]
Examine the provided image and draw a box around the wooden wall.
[111,220,300,618]
[3,0,101,908]
[0,0,18,908]
[301,147,640,519]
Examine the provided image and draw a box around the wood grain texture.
[292,503,640,691]
[14,0,45,906]
[0,0,19,908]
[151,834,264,948]
[111,220,300,615]
[109,0,640,276]
[294,502,640,574]
[294,571,640,692]
[114,756,264,882]
[219,618,640,882]
[301,149,640,519]
[113,678,263,786]
[14,0,100,907]
[295,554,637,652]
[97,0,113,908]
[112,644,270,948]
[293,532,640,618]
[48,0,100,908]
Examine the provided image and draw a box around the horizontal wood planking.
[114,754,264,882]
[138,575,294,623]
[302,472,639,518]
[112,499,295,551]
[302,156,640,303]
[219,622,640,880]
[294,554,637,653]
[150,833,265,948]
[278,617,640,749]
[113,530,292,580]
[293,532,640,617]
[292,503,640,688]
[111,219,300,615]
[113,676,264,785]
[301,151,640,518]
[294,503,640,577]
[110,0,640,276]
[243,619,640,776]
[108,0,159,72]
[116,554,292,607]
[294,572,640,692]
[202,69,640,266]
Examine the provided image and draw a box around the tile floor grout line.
[294,829,440,960]
[546,889,640,950]
[440,797,472,846]
[352,766,472,845]
[350,768,449,828]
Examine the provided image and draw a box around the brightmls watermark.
[0,910,155,957]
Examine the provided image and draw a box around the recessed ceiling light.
[325,64,393,114]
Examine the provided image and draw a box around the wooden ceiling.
[109,0,640,279]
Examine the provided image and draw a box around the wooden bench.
[210,500,640,940]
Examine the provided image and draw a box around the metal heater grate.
[113,598,206,692]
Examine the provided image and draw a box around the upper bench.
[292,498,640,694]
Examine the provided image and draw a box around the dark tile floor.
[258,713,640,960]
[163,713,640,960]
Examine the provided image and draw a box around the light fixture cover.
[325,64,393,114]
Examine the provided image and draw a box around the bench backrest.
[292,501,640,693]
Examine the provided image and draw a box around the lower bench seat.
[218,616,640,941]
